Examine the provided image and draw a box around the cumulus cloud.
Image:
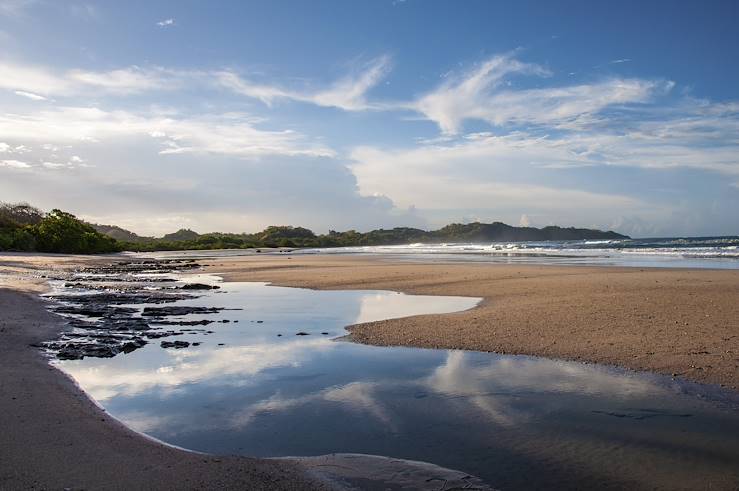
[349,134,660,231]
[156,18,175,27]
[350,135,645,210]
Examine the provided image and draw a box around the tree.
[32,209,120,254]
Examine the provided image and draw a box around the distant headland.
[0,202,628,254]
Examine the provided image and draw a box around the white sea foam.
[295,237,739,269]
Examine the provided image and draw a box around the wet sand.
[0,253,493,490]
[0,285,325,490]
[206,254,739,391]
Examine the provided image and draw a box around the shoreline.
[203,254,739,391]
[0,284,325,490]
[0,253,493,490]
[2,251,737,488]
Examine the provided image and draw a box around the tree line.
[0,202,627,255]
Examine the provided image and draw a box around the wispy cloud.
[411,53,666,134]
[66,66,178,94]
[0,56,391,107]
[0,60,181,96]
[156,18,175,27]
[217,55,391,111]
[610,58,632,64]
[0,106,335,158]
[14,90,47,100]
[413,54,551,134]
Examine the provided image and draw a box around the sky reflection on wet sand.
[57,279,739,489]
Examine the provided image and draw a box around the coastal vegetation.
[0,202,628,254]
[0,203,119,254]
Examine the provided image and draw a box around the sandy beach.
[206,254,739,391]
[0,283,326,489]
[0,253,493,490]
[1,251,737,489]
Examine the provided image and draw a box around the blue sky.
[1,0,738,237]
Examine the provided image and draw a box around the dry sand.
[206,254,739,391]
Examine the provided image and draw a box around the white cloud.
[413,54,550,134]
[309,55,392,110]
[216,55,391,111]
[0,60,184,97]
[214,72,290,106]
[42,161,69,169]
[0,61,74,96]
[0,158,30,168]
[0,57,390,108]
[412,53,666,134]
[156,18,175,27]
[66,66,177,94]
[0,106,335,158]
[350,136,644,212]
[14,90,47,101]
[0,142,9,152]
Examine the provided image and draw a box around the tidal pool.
[56,277,739,490]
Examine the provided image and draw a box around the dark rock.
[121,337,147,353]
[179,283,220,290]
[160,340,190,349]
[141,306,225,317]
[296,332,310,336]
[149,319,214,326]
[145,331,184,339]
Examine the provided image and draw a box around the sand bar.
[206,254,739,391]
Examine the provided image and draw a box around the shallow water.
[56,276,739,490]
[129,236,739,269]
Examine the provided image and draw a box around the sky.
[1,0,738,238]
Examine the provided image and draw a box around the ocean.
[296,236,739,269]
